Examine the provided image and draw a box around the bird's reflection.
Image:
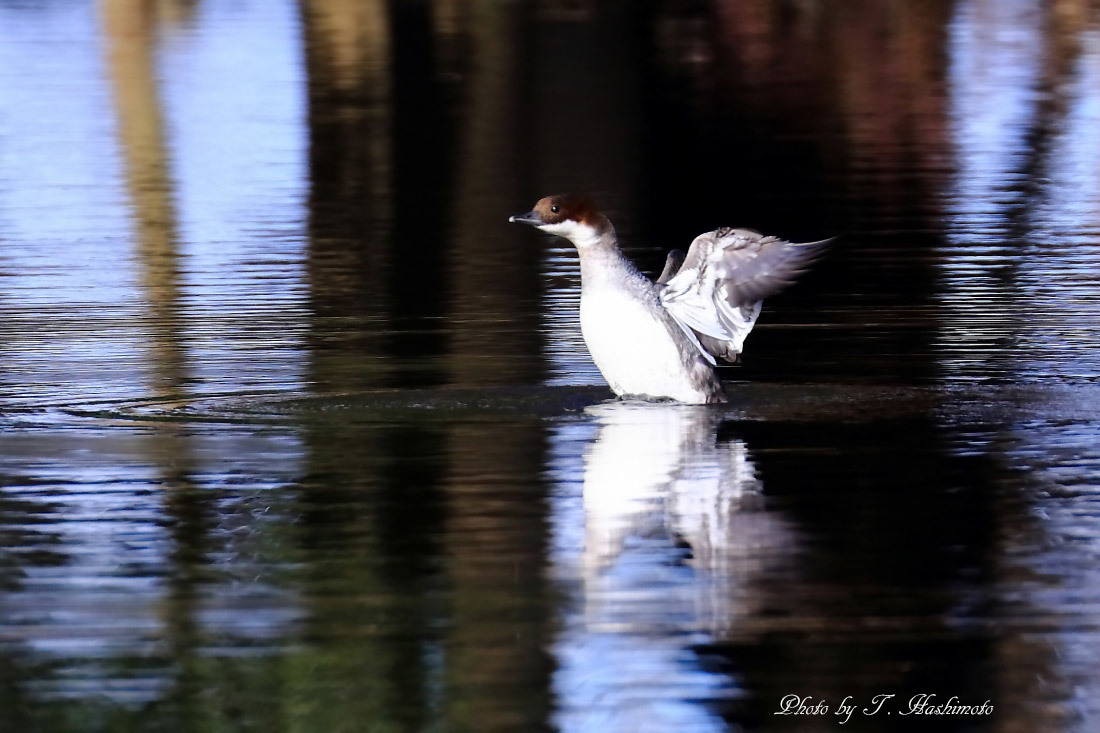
[550,401,799,732]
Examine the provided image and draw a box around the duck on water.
[510,194,830,405]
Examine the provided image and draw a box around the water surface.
[2,1,1100,731]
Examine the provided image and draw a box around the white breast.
[580,288,709,403]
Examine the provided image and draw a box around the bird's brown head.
[509,194,612,247]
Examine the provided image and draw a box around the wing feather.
[659,228,831,362]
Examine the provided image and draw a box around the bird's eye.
[550,205,560,214]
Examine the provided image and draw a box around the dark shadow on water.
[385,2,455,387]
[703,416,1047,731]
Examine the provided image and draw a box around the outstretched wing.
[659,228,831,363]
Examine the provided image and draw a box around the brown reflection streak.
[714,0,953,219]
[304,0,390,93]
[100,1,207,720]
[100,0,188,392]
[1034,0,1091,167]
[300,0,394,390]
[833,2,953,186]
[444,2,544,387]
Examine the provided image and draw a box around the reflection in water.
[301,0,396,390]
[445,4,545,389]
[101,0,188,393]
[549,403,797,731]
[1,1,310,727]
[1000,418,1100,728]
[940,0,1044,379]
[942,0,1100,382]
[0,428,304,715]
[0,3,148,407]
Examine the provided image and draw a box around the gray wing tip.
[797,235,838,250]
[732,235,837,301]
[787,234,837,264]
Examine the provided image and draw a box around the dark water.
[2,1,1100,731]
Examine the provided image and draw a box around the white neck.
[539,219,603,249]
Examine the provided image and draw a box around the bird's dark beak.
[508,210,542,226]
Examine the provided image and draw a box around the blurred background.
[1,0,1100,731]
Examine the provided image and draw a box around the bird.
[509,194,830,404]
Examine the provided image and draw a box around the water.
[2,0,1100,730]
